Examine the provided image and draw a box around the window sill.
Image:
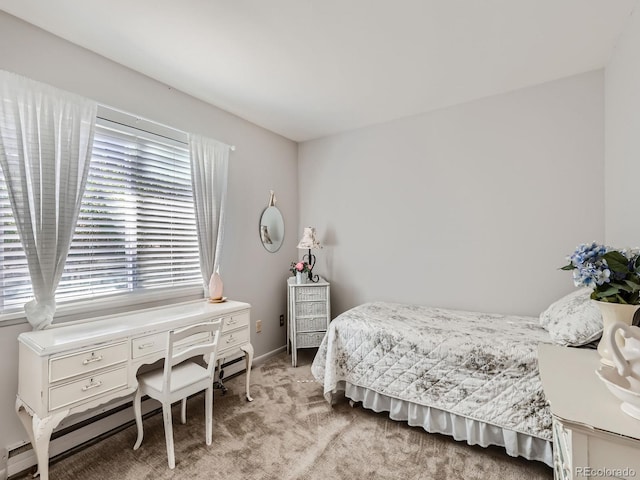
[0,286,205,328]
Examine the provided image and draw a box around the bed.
[310,295,602,467]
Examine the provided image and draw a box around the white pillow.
[539,288,602,346]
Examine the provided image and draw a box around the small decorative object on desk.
[562,242,640,366]
[209,296,227,304]
[290,261,311,284]
[209,271,224,301]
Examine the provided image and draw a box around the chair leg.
[205,386,213,445]
[162,402,176,469]
[180,398,187,424]
[133,389,144,450]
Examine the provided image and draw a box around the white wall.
[299,71,604,318]
[0,12,297,452]
[605,5,640,246]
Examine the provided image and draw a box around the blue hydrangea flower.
[572,261,610,287]
[564,242,640,304]
[568,242,607,268]
[568,242,611,288]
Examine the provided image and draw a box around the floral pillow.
[539,288,602,346]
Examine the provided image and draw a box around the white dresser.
[287,277,330,367]
[16,299,252,480]
[538,344,640,480]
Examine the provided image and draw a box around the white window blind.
[0,173,24,312]
[0,113,201,314]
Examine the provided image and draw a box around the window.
[0,109,201,314]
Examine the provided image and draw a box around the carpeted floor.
[14,350,553,480]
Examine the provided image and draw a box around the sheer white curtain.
[188,134,230,297]
[0,71,97,329]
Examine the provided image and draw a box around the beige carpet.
[15,350,553,480]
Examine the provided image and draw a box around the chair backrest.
[162,318,224,392]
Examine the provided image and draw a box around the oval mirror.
[260,205,284,253]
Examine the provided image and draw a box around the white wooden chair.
[132,319,224,469]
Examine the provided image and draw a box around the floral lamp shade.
[297,227,321,250]
[296,227,321,282]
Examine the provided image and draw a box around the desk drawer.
[132,332,166,359]
[222,312,249,333]
[219,328,249,356]
[49,342,128,383]
[133,330,212,359]
[49,366,128,411]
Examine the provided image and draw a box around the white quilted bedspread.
[311,302,555,440]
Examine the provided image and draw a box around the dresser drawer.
[48,366,128,411]
[222,312,249,333]
[219,327,250,355]
[49,342,128,383]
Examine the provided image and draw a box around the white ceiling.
[0,0,637,142]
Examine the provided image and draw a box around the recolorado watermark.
[575,467,637,477]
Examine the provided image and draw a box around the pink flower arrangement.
[289,261,311,276]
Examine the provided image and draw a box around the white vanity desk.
[15,299,252,480]
[539,344,640,480]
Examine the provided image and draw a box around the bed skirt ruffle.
[339,381,553,468]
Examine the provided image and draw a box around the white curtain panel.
[188,134,230,297]
[0,71,97,329]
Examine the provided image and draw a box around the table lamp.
[297,227,321,282]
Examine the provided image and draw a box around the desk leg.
[240,343,254,402]
[15,399,67,480]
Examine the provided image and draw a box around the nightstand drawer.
[49,342,128,383]
[296,316,327,332]
[49,366,128,411]
[295,286,328,302]
[295,301,327,317]
[296,331,326,348]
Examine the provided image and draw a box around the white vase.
[595,301,640,366]
[295,271,307,284]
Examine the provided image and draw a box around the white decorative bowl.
[596,366,640,420]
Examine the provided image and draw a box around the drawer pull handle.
[227,318,238,325]
[82,354,103,365]
[81,379,103,391]
[226,335,234,344]
[138,342,155,350]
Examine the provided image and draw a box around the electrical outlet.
[256,319,262,333]
[280,314,284,327]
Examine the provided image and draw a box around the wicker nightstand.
[287,277,331,367]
